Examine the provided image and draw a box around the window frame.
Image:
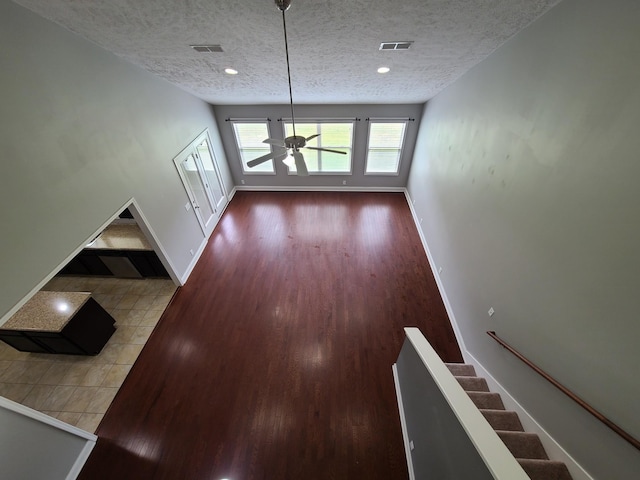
[231,120,276,175]
[282,119,355,176]
[364,119,409,176]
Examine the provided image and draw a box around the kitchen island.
[0,291,116,355]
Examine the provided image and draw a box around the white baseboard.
[402,189,468,358]
[392,364,416,480]
[402,188,592,480]
[179,232,209,285]
[465,352,594,480]
[234,185,405,192]
[178,190,235,285]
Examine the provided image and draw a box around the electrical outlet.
[410,440,415,451]
[241,179,245,185]
[488,307,495,317]
[438,267,443,274]
[420,218,423,224]
[185,203,191,212]
[342,180,347,185]
[189,249,194,256]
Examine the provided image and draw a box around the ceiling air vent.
[379,41,413,51]
[190,45,224,53]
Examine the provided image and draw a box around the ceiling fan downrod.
[276,0,297,138]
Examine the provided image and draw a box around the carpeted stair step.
[480,409,524,431]
[496,431,548,460]
[518,459,573,480]
[467,391,505,410]
[445,363,476,377]
[444,363,574,478]
[455,376,490,392]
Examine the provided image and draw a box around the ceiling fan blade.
[305,146,347,155]
[263,138,286,147]
[305,134,320,142]
[247,150,285,168]
[274,152,289,163]
[293,151,309,176]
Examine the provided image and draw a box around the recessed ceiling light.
[377,66,390,74]
[224,68,238,75]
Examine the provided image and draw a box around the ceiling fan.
[246,0,346,176]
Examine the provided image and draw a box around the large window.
[365,121,408,175]
[232,121,274,174]
[283,121,353,174]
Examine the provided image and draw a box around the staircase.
[446,363,573,480]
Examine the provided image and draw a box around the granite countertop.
[85,223,153,251]
[1,291,92,332]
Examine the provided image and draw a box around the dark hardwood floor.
[79,191,462,480]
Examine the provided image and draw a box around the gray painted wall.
[396,339,495,480]
[407,0,640,477]
[0,401,90,479]
[0,1,232,321]
[213,104,422,188]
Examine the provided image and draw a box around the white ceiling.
[13,0,561,105]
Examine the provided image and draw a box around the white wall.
[0,1,232,321]
[407,0,640,478]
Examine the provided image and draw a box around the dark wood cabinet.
[127,251,169,277]
[60,249,169,278]
[0,331,49,353]
[60,252,112,276]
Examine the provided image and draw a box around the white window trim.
[364,119,409,176]
[231,120,277,176]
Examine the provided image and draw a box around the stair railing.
[394,327,530,479]
[487,331,640,451]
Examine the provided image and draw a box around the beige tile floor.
[0,276,176,433]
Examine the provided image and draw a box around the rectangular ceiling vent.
[190,45,224,53]
[379,41,413,51]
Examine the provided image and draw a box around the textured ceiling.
[13,0,561,105]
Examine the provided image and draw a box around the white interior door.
[195,137,227,214]
[175,152,216,234]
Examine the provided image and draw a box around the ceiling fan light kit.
[246,0,346,176]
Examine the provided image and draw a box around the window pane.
[303,150,319,171]
[233,122,274,173]
[285,123,317,140]
[284,122,353,174]
[322,150,351,172]
[320,123,352,146]
[367,150,401,173]
[369,123,405,148]
[366,122,407,174]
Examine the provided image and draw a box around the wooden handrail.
[487,331,640,451]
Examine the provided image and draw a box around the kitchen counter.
[60,223,169,278]
[85,224,153,251]
[1,291,91,332]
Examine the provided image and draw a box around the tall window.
[283,121,353,174]
[232,121,274,174]
[365,121,408,175]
